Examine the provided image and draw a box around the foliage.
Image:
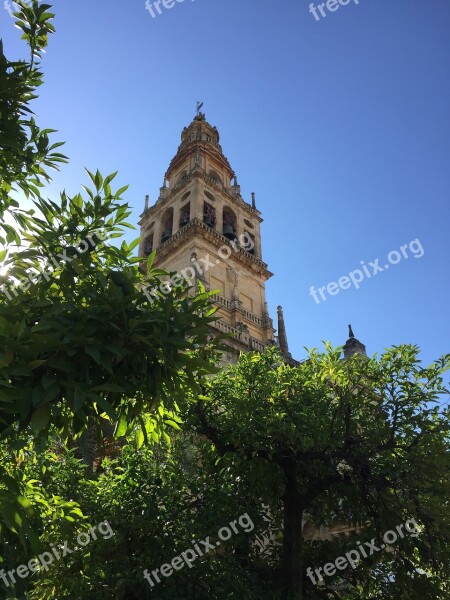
[1,434,271,600]
[0,0,220,567]
[2,346,448,599]
[0,435,87,599]
[191,346,450,599]
[0,0,66,239]
[0,2,220,439]
[0,170,218,442]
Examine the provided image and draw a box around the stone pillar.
[193,180,203,222]
[216,199,224,235]
[153,219,162,250]
[172,200,180,234]
[254,223,262,258]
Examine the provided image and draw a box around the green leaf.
[146,250,157,270]
[30,404,51,433]
[96,397,116,421]
[128,237,141,252]
[28,359,47,370]
[0,349,14,368]
[136,428,145,449]
[114,413,128,438]
[94,170,103,190]
[85,345,101,365]
[74,387,86,411]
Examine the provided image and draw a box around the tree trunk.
[282,460,304,600]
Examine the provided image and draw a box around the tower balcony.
[209,319,267,353]
[160,230,172,244]
[208,292,265,328]
[154,218,272,277]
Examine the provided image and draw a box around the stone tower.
[138,111,278,364]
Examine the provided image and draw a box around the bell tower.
[138,110,277,364]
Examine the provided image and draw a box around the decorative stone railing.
[209,293,265,328]
[209,292,232,311]
[210,319,267,353]
[156,218,268,270]
[240,306,264,327]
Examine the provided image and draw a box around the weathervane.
[196,101,204,116]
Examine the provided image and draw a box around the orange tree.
[191,346,450,599]
[0,0,219,568]
[7,346,449,600]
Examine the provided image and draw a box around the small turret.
[343,325,366,358]
[277,306,290,355]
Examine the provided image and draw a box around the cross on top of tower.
[196,101,204,117]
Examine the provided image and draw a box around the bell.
[144,241,153,256]
[161,230,171,243]
[223,223,236,240]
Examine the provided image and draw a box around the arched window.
[161,208,173,243]
[203,202,216,228]
[143,233,154,257]
[179,202,190,228]
[176,171,188,186]
[244,230,255,255]
[209,170,222,186]
[223,206,237,241]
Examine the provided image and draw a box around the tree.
[15,435,270,600]
[0,1,66,237]
[0,0,218,452]
[4,345,447,599]
[0,176,218,441]
[0,0,220,561]
[192,346,450,599]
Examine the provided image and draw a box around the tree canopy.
[0,0,219,566]
[191,346,450,599]
[1,346,448,599]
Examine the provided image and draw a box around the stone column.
[172,200,180,235]
[216,199,224,235]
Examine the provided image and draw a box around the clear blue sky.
[1,0,449,366]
